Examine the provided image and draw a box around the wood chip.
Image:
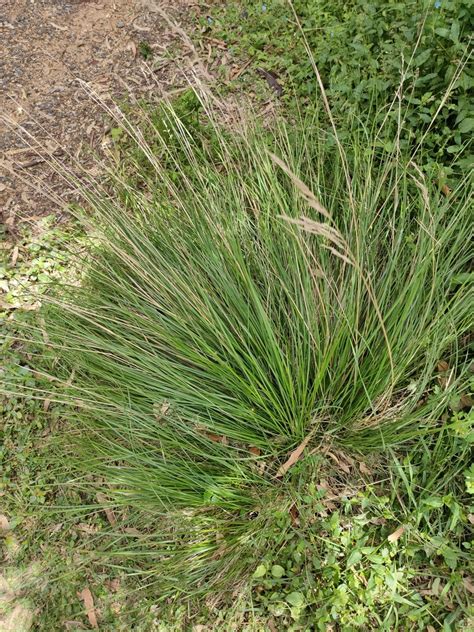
[276,432,314,477]
[77,587,98,629]
[388,526,405,543]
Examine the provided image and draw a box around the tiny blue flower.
[262,3,267,11]
[434,0,441,7]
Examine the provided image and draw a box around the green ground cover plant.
[205,0,473,178]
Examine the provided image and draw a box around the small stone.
[116,20,125,28]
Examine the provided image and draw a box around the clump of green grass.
[27,93,472,605]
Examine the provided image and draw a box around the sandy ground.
[0,0,203,231]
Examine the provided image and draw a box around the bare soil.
[0,0,203,231]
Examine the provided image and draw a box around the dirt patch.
[0,0,204,231]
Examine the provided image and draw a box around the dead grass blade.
[269,152,332,220]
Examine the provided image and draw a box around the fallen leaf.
[437,360,449,372]
[126,40,137,58]
[468,514,474,525]
[463,576,474,594]
[325,450,351,474]
[359,461,372,475]
[64,622,87,630]
[268,620,278,632]
[106,578,120,593]
[77,523,98,534]
[289,503,300,526]
[124,527,141,536]
[276,432,314,477]
[231,57,254,80]
[77,587,98,629]
[388,526,405,543]
[441,184,451,197]
[10,246,19,267]
[43,398,51,412]
[0,514,11,532]
[249,446,261,456]
[206,433,228,444]
[96,492,116,526]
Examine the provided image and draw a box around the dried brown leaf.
[463,576,474,594]
[10,246,19,267]
[206,433,228,444]
[96,492,116,526]
[0,514,11,532]
[124,527,141,536]
[359,461,372,475]
[126,40,137,58]
[276,432,314,477]
[77,523,98,535]
[289,503,300,526]
[388,526,405,543]
[325,450,351,474]
[77,587,98,629]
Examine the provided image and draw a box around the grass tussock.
[33,96,472,598]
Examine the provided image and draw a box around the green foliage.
[208,0,473,175]
[3,14,473,625]
[23,93,472,618]
[138,40,153,60]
